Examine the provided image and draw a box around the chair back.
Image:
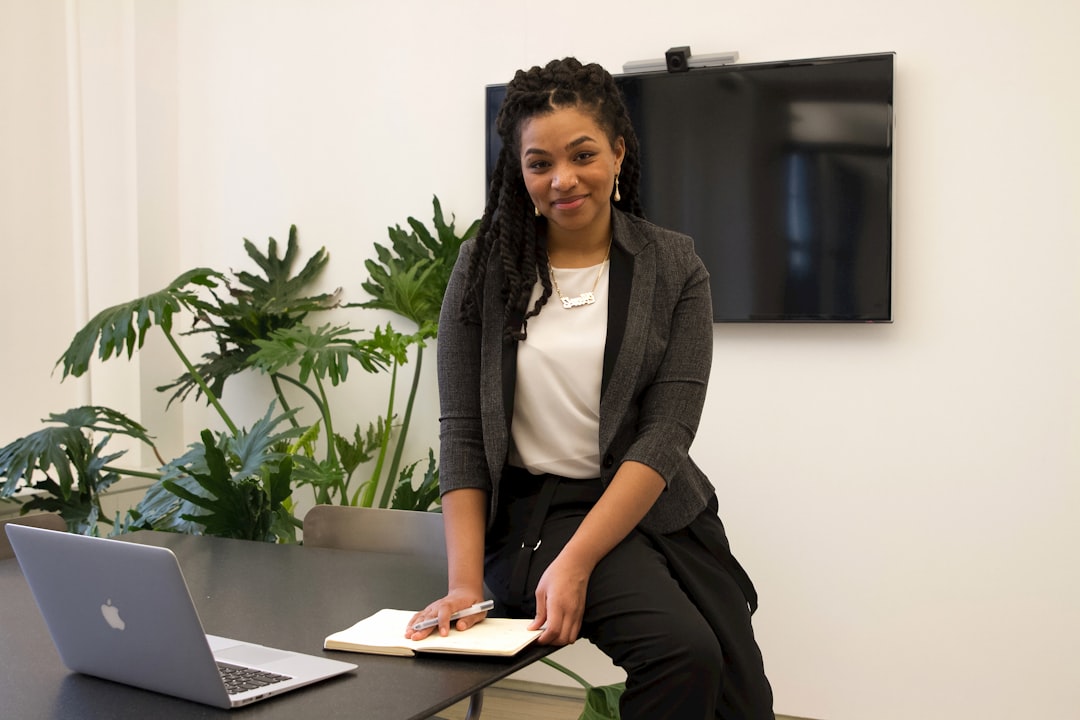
[1,513,67,561]
[302,506,448,575]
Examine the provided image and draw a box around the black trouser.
[485,468,774,720]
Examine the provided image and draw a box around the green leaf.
[288,455,345,498]
[163,429,276,541]
[266,455,294,507]
[46,406,156,447]
[156,227,340,405]
[17,435,125,534]
[56,268,223,379]
[580,683,625,720]
[233,225,339,318]
[357,195,478,330]
[128,476,206,535]
[389,450,441,511]
[135,405,301,539]
[334,426,377,477]
[249,324,390,386]
[368,322,428,366]
[0,406,149,499]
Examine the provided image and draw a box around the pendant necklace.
[549,240,612,309]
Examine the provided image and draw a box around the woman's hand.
[529,552,592,646]
[528,462,667,646]
[407,488,490,640]
[405,588,488,640]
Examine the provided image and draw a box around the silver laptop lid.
[7,523,238,707]
[6,524,361,710]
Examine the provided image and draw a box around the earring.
[613,174,621,203]
[534,205,540,217]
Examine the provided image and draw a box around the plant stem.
[162,328,238,435]
[269,375,301,429]
[311,373,337,465]
[539,658,593,690]
[360,359,398,508]
[101,466,163,481]
[379,344,423,507]
[273,372,340,479]
[272,373,325,416]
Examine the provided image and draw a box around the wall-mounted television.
[485,52,895,323]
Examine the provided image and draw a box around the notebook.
[325,608,542,657]
[5,524,357,709]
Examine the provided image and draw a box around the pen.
[411,600,494,632]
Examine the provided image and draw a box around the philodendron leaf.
[580,683,625,720]
[137,404,300,539]
[0,406,147,499]
[0,426,88,497]
[163,429,275,541]
[389,450,441,512]
[233,225,339,318]
[358,195,478,329]
[334,425,377,477]
[156,227,339,407]
[250,324,390,386]
[46,406,155,447]
[56,267,223,379]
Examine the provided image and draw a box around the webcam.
[665,46,692,73]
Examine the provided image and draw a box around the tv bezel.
[484,52,895,324]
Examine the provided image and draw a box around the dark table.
[0,531,550,719]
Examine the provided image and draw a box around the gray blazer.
[437,209,717,534]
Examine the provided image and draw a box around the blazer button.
[602,454,614,469]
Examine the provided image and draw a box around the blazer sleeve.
[436,240,492,495]
[619,236,713,484]
[599,219,717,533]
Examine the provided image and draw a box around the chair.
[0,513,67,561]
[303,506,484,720]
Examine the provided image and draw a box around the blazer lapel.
[599,211,655,456]
[602,240,632,396]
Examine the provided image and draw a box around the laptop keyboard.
[217,661,293,695]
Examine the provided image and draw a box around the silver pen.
[411,600,494,632]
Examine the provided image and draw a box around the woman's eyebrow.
[523,135,598,156]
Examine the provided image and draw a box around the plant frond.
[389,450,441,511]
[56,268,223,379]
[250,324,391,386]
[355,195,478,329]
[0,406,143,499]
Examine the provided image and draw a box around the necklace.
[549,241,611,309]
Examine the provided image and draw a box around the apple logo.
[100,598,126,631]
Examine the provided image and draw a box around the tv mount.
[622,46,739,74]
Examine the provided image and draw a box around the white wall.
[3,1,1078,718]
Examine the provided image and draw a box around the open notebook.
[325,608,542,657]
[6,524,356,709]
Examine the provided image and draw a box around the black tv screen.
[485,52,894,322]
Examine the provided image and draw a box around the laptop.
[5,524,357,709]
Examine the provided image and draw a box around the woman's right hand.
[405,588,488,640]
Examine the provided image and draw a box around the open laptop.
[5,524,357,709]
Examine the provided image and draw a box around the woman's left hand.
[529,552,592,645]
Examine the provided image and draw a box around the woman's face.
[519,105,625,241]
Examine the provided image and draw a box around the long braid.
[461,57,644,341]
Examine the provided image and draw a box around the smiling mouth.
[551,195,587,210]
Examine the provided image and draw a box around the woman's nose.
[551,165,577,190]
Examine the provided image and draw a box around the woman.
[408,57,774,719]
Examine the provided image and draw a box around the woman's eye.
[527,160,550,171]
[575,152,596,162]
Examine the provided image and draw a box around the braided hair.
[459,57,644,341]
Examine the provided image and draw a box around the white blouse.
[508,261,609,479]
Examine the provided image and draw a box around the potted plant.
[0,196,477,541]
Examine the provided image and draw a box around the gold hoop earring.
[613,174,622,203]
[534,205,541,217]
